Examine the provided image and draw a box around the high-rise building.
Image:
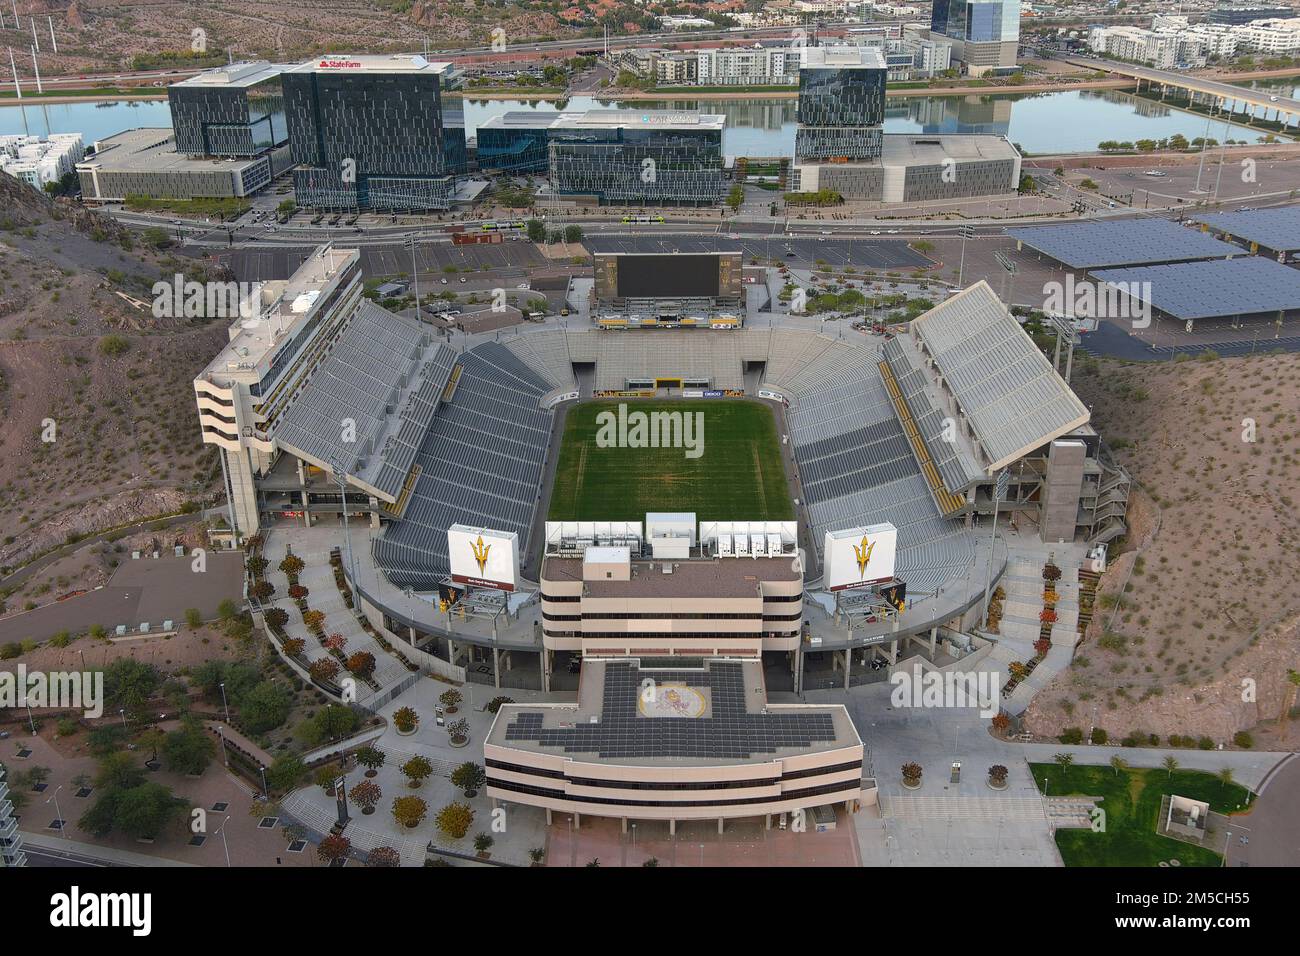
[282,54,464,210]
[793,46,887,162]
[931,0,1020,75]
[168,61,290,158]
[1205,3,1294,26]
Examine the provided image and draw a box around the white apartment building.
[1234,17,1300,53]
[695,44,800,85]
[0,133,84,189]
[0,763,26,868]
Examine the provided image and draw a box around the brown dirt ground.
[1024,351,1300,745]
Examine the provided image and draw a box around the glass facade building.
[477,112,554,174]
[932,0,1020,43]
[168,62,288,158]
[283,55,462,210]
[547,111,726,206]
[793,47,887,161]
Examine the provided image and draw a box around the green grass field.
[548,400,794,522]
[1030,763,1254,867]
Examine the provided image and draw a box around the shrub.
[434,801,474,839]
[988,764,1008,783]
[486,696,515,714]
[1197,736,1215,750]
[1059,727,1084,745]
[308,658,340,683]
[901,762,922,784]
[98,334,130,356]
[439,689,463,711]
[393,706,419,733]
[345,651,376,678]
[1089,727,1108,745]
[401,755,434,786]
[451,761,486,795]
[1232,731,1254,749]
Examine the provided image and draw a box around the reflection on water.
[0,86,1284,160]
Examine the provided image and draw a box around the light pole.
[982,471,1007,622]
[219,682,231,724]
[47,785,64,831]
[259,764,269,798]
[26,703,35,734]
[214,814,232,867]
[407,233,422,317]
[118,708,127,728]
[332,457,359,595]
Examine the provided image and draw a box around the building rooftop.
[286,53,457,75]
[797,45,888,70]
[543,553,803,598]
[880,133,1021,163]
[197,245,360,388]
[489,659,861,766]
[550,108,726,131]
[76,127,271,173]
[172,61,291,88]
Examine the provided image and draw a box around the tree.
[563,224,584,244]
[901,762,922,785]
[309,658,340,683]
[279,554,304,576]
[526,218,546,243]
[317,833,351,863]
[366,846,401,867]
[238,681,293,734]
[346,651,376,679]
[486,696,514,714]
[393,706,419,733]
[451,761,486,797]
[281,637,306,658]
[435,801,474,839]
[349,779,382,814]
[324,633,348,653]
[264,607,289,630]
[440,689,463,712]
[1216,766,1235,790]
[1281,669,1300,740]
[302,610,326,633]
[355,746,385,777]
[265,753,307,793]
[401,755,434,788]
[184,608,203,628]
[727,183,744,211]
[1162,755,1179,777]
[1053,752,1074,772]
[447,718,469,744]
[988,764,1009,785]
[473,832,495,856]
[1109,755,1128,777]
[991,711,1011,735]
[529,847,546,865]
[161,716,215,775]
[643,857,660,867]
[392,795,429,829]
[81,782,187,839]
[95,752,145,791]
[102,659,162,718]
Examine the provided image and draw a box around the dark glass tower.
[283,54,462,211]
[168,62,287,158]
[793,47,887,161]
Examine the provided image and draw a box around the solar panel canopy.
[1191,207,1300,254]
[1091,256,1300,320]
[1008,219,1240,269]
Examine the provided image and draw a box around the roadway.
[1055,54,1300,119]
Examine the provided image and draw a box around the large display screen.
[616,254,720,298]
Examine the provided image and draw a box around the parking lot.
[587,235,932,271]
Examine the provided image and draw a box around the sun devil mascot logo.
[472,535,491,575]
[853,535,875,579]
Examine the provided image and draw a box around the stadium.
[196,244,1128,829]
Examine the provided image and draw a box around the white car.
[869,230,881,236]
[440,278,449,285]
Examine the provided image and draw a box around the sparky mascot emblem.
[853,535,875,580]
[472,535,491,576]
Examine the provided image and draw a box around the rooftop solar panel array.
[1191,207,1300,254]
[502,661,840,760]
[1091,256,1300,320]
[372,341,554,588]
[1008,219,1240,269]
[910,283,1090,469]
[274,301,455,498]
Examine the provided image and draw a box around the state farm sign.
[319,60,361,69]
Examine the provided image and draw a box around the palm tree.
[1162,755,1179,777]
[1216,766,1235,790]
[1109,755,1127,777]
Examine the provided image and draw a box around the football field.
[547,400,794,522]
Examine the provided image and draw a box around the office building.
[77,128,291,203]
[282,54,464,210]
[168,61,290,158]
[794,46,888,162]
[481,109,725,205]
[1205,3,1294,26]
[931,0,1020,75]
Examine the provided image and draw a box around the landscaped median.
[1030,761,1253,867]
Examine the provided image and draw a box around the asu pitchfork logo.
[472,535,491,575]
[854,535,875,579]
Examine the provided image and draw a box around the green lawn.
[548,399,793,522]
[1030,763,1254,867]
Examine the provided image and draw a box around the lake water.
[0,87,1283,159]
